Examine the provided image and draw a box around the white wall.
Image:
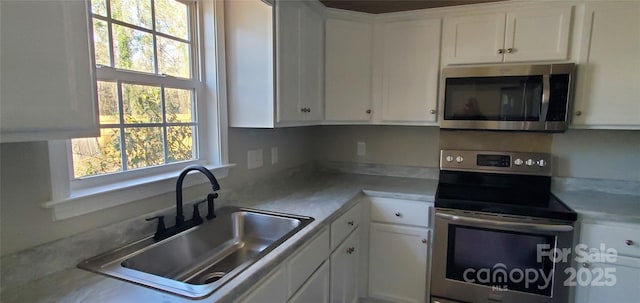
[0,127,315,256]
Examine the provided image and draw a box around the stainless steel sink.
[78,206,314,298]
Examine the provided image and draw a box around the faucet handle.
[145,216,166,240]
[192,200,207,224]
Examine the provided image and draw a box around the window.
[45,0,230,220]
[73,0,199,178]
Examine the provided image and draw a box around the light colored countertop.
[554,190,640,224]
[0,173,437,303]
[2,172,638,303]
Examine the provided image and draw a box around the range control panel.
[440,150,552,176]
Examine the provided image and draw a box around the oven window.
[446,225,555,296]
[444,76,543,121]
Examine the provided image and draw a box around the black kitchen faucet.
[146,165,220,241]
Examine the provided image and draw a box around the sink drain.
[201,272,226,284]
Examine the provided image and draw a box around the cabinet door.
[442,13,505,65]
[225,0,275,128]
[0,0,99,142]
[573,2,640,128]
[325,19,373,122]
[289,261,330,303]
[503,6,571,62]
[276,0,301,123]
[331,229,360,303]
[380,19,441,122]
[574,255,640,303]
[239,266,287,303]
[368,223,429,303]
[299,3,324,121]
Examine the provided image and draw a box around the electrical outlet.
[271,147,278,164]
[357,141,366,157]
[247,149,264,170]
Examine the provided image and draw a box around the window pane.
[155,0,189,40]
[97,81,119,124]
[157,36,190,78]
[122,83,161,123]
[165,88,193,123]
[91,0,107,17]
[72,128,123,178]
[112,24,154,73]
[110,0,152,29]
[167,126,194,163]
[93,19,111,66]
[125,127,164,169]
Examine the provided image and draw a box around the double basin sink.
[78,206,314,298]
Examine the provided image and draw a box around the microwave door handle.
[436,212,573,232]
[540,74,551,122]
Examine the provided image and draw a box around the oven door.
[432,209,574,303]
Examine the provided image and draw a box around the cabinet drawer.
[331,202,362,250]
[370,197,431,227]
[581,223,640,258]
[288,227,330,297]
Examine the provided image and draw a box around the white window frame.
[44,0,233,220]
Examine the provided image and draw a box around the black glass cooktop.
[435,170,577,222]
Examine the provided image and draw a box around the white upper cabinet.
[442,5,572,65]
[572,1,640,129]
[1,0,99,142]
[226,0,324,128]
[276,0,303,123]
[299,3,325,121]
[504,7,571,62]
[325,18,373,122]
[379,18,441,123]
[442,13,505,65]
[225,0,274,128]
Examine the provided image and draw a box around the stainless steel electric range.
[431,150,577,303]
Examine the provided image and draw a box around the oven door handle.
[436,212,574,232]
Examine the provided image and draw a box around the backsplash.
[439,130,552,153]
[315,126,638,182]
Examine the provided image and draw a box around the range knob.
[445,155,454,162]
[456,156,464,163]
[525,159,535,166]
[514,158,524,166]
[537,159,547,167]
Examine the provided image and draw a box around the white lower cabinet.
[289,261,331,303]
[574,222,640,303]
[239,266,287,303]
[574,255,640,303]
[368,223,429,303]
[237,202,362,303]
[331,228,360,303]
[240,198,435,303]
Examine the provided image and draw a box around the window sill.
[42,163,236,221]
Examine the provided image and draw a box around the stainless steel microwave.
[438,63,575,132]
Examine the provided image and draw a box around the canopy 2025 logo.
[538,243,618,287]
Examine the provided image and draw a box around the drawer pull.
[421,239,427,244]
[347,220,354,226]
[347,247,355,254]
[626,240,634,246]
[395,212,402,217]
